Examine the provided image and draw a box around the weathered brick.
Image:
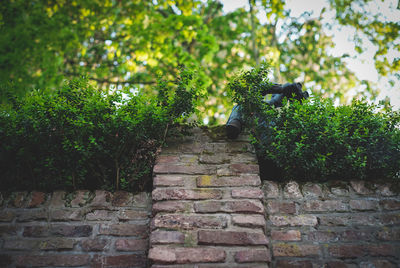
[115,239,148,251]
[90,190,112,208]
[17,208,47,222]
[273,243,320,257]
[234,248,271,263]
[302,200,348,212]
[0,210,15,222]
[154,164,215,174]
[232,214,266,228]
[367,244,398,257]
[269,215,318,227]
[328,245,366,258]
[111,191,133,207]
[154,175,185,186]
[360,260,397,268]
[11,191,28,208]
[377,228,400,241]
[152,201,190,213]
[198,230,268,245]
[217,164,259,175]
[92,254,147,267]
[267,201,296,214]
[4,238,75,250]
[380,200,400,210]
[197,175,260,187]
[23,224,92,237]
[232,188,264,199]
[81,238,108,251]
[99,224,148,237]
[330,187,350,196]
[380,214,400,225]
[153,214,227,230]
[149,246,226,264]
[150,230,185,244]
[156,155,179,164]
[271,230,301,241]
[50,209,83,221]
[275,260,313,268]
[318,215,350,226]
[0,225,18,236]
[376,184,395,196]
[28,191,46,208]
[117,209,148,220]
[302,183,323,198]
[199,153,231,164]
[349,200,378,210]
[263,181,279,198]
[152,189,223,201]
[14,255,90,267]
[86,209,116,221]
[231,152,258,163]
[133,192,150,207]
[283,181,303,198]
[325,261,351,268]
[338,230,374,241]
[70,190,91,207]
[350,181,372,195]
[49,191,66,207]
[0,254,12,267]
[194,200,264,214]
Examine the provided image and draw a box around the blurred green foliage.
[228,65,400,181]
[0,68,203,192]
[1,0,398,124]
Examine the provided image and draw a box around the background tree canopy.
[1,0,399,124]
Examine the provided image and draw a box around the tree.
[1,0,398,124]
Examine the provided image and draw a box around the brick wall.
[0,190,151,267]
[1,126,399,268]
[264,180,400,268]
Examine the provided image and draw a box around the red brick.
[194,200,264,214]
[328,245,366,258]
[50,209,83,221]
[231,152,258,163]
[14,255,90,267]
[198,230,268,245]
[0,225,18,236]
[17,209,47,222]
[49,191,66,207]
[28,191,46,208]
[367,244,398,257]
[269,215,318,227]
[338,230,374,241]
[152,189,223,201]
[267,201,296,214]
[0,210,15,222]
[325,261,350,268]
[117,209,148,220]
[70,190,91,207]
[150,230,185,244]
[271,230,301,241]
[273,243,320,257]
[153,214,227,230]
[156,155,179,164]
[23,224,92,237]
[152,200,190,213]
[149,246,226,264]
[199,153,231,164]
[306,231,336,242]
[154,164,215,174]
[380,214,400,225]
[115,239,148,251]
[349,200,378,210]
[81,238,108,251]
[380,200,400,210]
[4,238,75,250]
[90,190,112,208]
[197,174,260,187]
[86,209,116,221]
[232,188,264,199]
[302,200,348,212]
[283,181,303,198]
[275,260,313,268]
[154,175,185,186]
[111,191,133,206]
[263,181,279,198]
[11,191,28,208]
[377,228,400,241]
[92,254,147,267]
[234,249,271,263]
[99,224,148,237]
[232,215,266,228]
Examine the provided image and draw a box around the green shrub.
[228,65,400,181]
[0,69,203,192]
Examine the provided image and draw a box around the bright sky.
[220,0,400,110]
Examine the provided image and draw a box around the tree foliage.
[228,65,400,181]
[0,0,398,124]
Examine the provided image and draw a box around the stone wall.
[0,190,151,267]
[263,180,400,268]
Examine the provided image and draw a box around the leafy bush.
[0,69,203,192]
[228,65,400,181]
